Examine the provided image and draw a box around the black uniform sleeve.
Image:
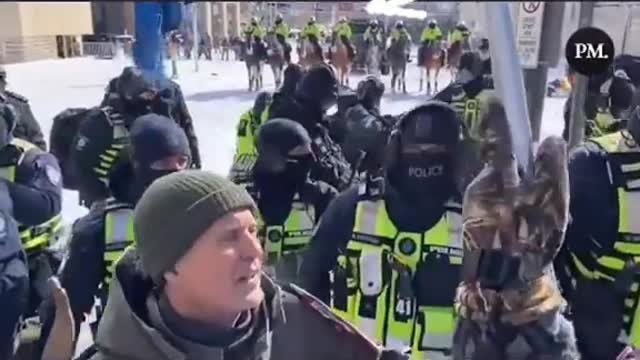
[171,82,201,169]
[300,180,338,220]
[300,186,360,303]
[10,151,62,226]
[36,212,106,355]
[12,100,47,151]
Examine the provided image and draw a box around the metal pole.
[621,5,632,55]
[193,2,199,72]
[523,2,565,142]
[485,2,534,175]
[568,2,595,149]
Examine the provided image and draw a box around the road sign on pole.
[516,2,546,69]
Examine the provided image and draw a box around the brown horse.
[419,43,444,95]
[299,36,323,70]
[330,32,352,86]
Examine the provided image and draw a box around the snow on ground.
[4,55,566,354]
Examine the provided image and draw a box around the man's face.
[171,209,264,315]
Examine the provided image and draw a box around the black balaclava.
[127,113,190,201]
[254,119,313,220]
[357,76,385,113]
[281,64,305,96]
[386,102,460,208]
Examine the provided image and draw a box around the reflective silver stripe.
[106,208,133,244]
[627,193,640,234]
[422,351,451,360]
[358,200,380,234]
[421,332,453,349]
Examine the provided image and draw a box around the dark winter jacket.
[85,249,407,360]
[1,90,47,151]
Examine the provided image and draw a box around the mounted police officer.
[418,19,443,66]
[389,21,412,62]
[449,21,470,50]
[301,101,465,359]
[253,118,337,284]
[302,16,325,61]
[272,13,292,63]
[35,113,191,358]
[363,19,383,48]
[331,17,355,61]
[0,65,47,151]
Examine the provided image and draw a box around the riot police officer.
[261,63,305,123]
[301,101,465,359]
[35,113,191,357]
[253,118,337,284]
[266,64,352,191]
[0,65,47,151]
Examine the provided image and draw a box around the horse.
[265,31,286,88]
[446,38,470,83]
[419,41,445,95]
[240,34,265,91]
[387,35,410,94]
[365,32,383,76]
[330,32,352,86]
[299,35,323,70]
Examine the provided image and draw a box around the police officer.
[0,65,47,151]
[261,63,305,123]
[363,19,383,47]
[272,13,292,63]
[301,102,465,359]
[563,68,635,141]
[0,94,62,354]
[0,107,28,359]
[389,21,412,61]
[449,21,470,50]
[434,51,495,140]
[332,17,355,61]
[302,16,325,61]
[229,91,273,189]
[36,113,191,357]
[253,118,337,284]
[419,19,443,66]
[245,16,267,42]
[101,66,202,169]
[554,106,640,360]
[266,64,352,191]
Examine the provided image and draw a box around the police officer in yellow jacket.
[35,113,191,356]
[332,17,355,61]
[272,14,293,63]
[302,17,325,60]
[230,91,273,191]
[418,19,443,68]
[0,98,62,342]
[449,22,470,50]
[253,118,337,284]
[554,106,640,360]
[301,101,465,359]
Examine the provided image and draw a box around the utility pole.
[568,2,595,149]
[522,2,565,142]
[193,2,199,72]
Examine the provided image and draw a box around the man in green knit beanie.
[73,170,407,360]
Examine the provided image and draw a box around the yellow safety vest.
[572,131,640,346]
[0,138,63,254]
[331,186,462,359]
[102,198,135,285]
[259,195,316,283]
[449,89,496,141]
[231,111,260,184]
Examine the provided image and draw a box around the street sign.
[516,2,545,69]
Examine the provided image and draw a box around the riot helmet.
[281,63,305,95]
[428,19,437,29]
[275,13,283,23]
[309,16,316,25]
[395,20,405,30]
[251,17,258,26]
[370,19,379,28]
[295,64,338,113]
[457,21,467,31]
[385,101,462,206]
[116,66,164,121]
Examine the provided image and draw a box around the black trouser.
[276,34,291,63]
[0,255,29,359]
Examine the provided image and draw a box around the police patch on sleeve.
[45,165,62,187]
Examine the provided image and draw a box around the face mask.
[389,153,453,206]
[429,24,436,29]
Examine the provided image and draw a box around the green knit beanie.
[133,170,257,283]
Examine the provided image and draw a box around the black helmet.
[49,107,92,190]
[295,64,338,112]
[357,75,385,111]
[458,51,484,77]
[252,91,273,119]
[608,70,636,118]
[275,13,283,21]
[282,63,305,94]
[251,17,258,25]
[428,19,437,27]
[255,118,313,174]
[309,16,316,24]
